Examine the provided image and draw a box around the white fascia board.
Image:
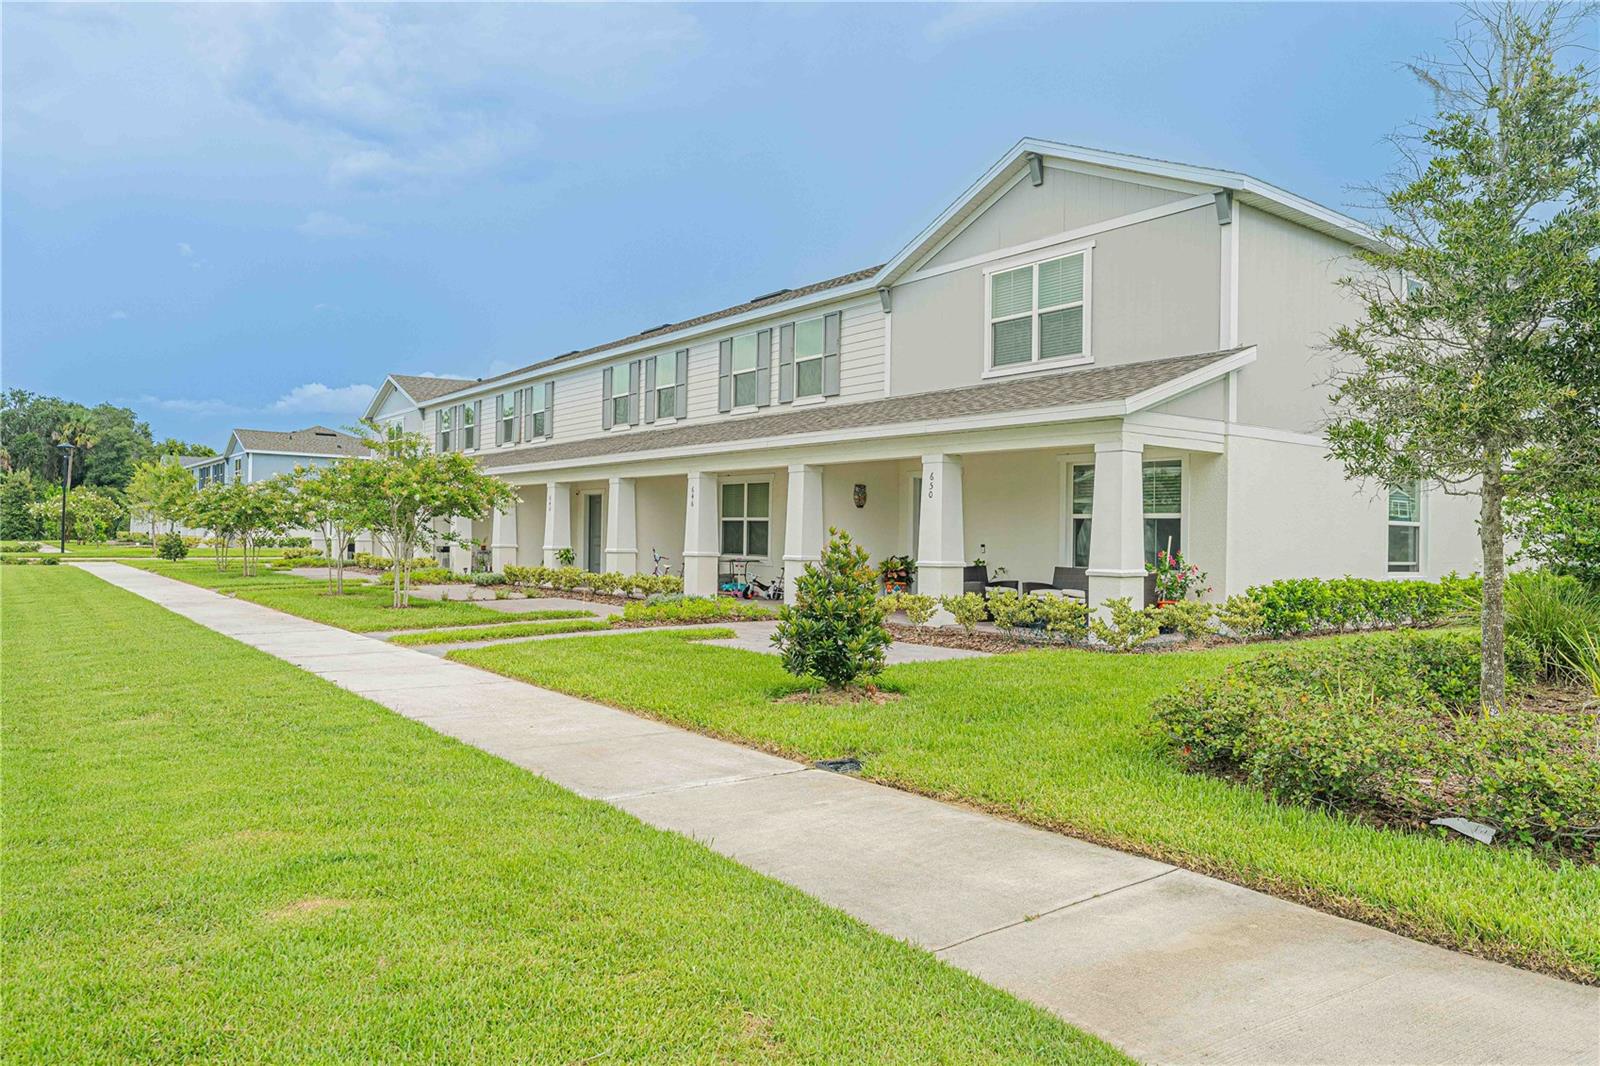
[424,287,879,407]
[362,378,401,422]
[1124,347,1257,414]
[245,449,368,461]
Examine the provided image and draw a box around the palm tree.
[52,420,97,490]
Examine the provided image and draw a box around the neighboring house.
[364,374,478,437]
[373,139,1480,603]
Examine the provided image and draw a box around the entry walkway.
[75,562,1598,1066]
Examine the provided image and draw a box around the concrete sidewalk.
[74,562,1599,1065]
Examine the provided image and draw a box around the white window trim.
[1142,456,1187,567]
[792,314,828,400]
[497,391,517,445]
[654,382,681,422]
[982,242,1094,379]
[716,475,775,563]
[791,393,826,408]
[729,331,762,408]
[1058,454,1096,568]
[1387,481,1425,575]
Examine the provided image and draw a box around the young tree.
[0,470,41,540]
[345,423,514,608]
[1326,3,1599,707]
[235,477,296,577]
[189,483,238,571]
[292,461,365,594]
[127,459,197,552]
[773,527,892,689]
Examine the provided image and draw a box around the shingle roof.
[443,265,882,400]
[231,426,371,457]
[479,348,1243,471]
[389,374,479,404]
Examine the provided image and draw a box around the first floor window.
[498,391,516,443]
[233,457,243,480]
[989,250,1087,370]
[1142,460,1182,566]
[1388,480,1421,572]
[720,481,770,557]
[656,355,680,419]
[794,316,826,398]
[436,408,452,452]
[461,404,476,450]
[1069,464,1095,567]
[731,333,759,407]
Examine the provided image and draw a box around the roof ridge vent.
[747,287,792,303]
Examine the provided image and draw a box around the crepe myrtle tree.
[1326,3,1600,708]
[346,421,514,608]
[127,458,197,553]
[187,482,237,571]
[291,460,365,594]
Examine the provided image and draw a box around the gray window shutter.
[434,409,445,453]
[628,360,641,425]
[643,355,657,424]
[675,348,688,420]
[718,339,733,412]
[513,390,522,443]
[495,395,504,445]
[473,399,482,449]
[602,367,614,430]
[454,404,465,451]
[823,311,842,397]
[778,322,795,404]
[545,380,555,437]
[755,329,772,408]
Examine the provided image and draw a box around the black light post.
[57,442,76,554]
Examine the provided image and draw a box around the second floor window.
[731,333,760,407]
[461,403,476,450]
[794,316,825,398]
[437,408,452,452]
[498,392,516,444]
[655,353,681,419]
[523,382,548,439]
[1388,481,1421,573]
[988,250,1088,371]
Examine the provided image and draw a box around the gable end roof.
[230,425,370,457]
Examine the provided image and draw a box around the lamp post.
[57,442,76,554]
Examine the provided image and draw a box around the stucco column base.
[1087,570,1147,612]
[781,555,819,605]
[915,561,965,627]
[449,516,475,574]
[542,481,573,570]
[490,502,518,572]
[683,553,719,597]
[605,551,638,575]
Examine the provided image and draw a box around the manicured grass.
[452,629,1600,982]
[3,566,1123,1063]
[387,617,609,646]
[120,559,518,632]
[3,542,289,559]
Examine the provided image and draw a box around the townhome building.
[362,139,1481,605]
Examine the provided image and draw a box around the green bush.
[470,572,508,587]
[1505,570,1600,679]
[1089,598,1158,651]
[622,596,776,623]
[774,528,891,688]
[938,592,987,633]
[409,566,452,585]
[1214,594,1266,640]
[11,541,40,553]
[1242,574,1479,638]
[1148,600,1215,640]
[1153,632,1591,849]
[157,533,190,561]
[881,592,938,626]
[981,589,1091,642]
[280,546,321,560]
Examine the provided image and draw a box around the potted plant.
[877,553,917,594]
[1146,549,1209,605]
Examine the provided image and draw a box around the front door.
[584,494,603,572]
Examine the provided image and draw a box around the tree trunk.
[1479,456,1507,710]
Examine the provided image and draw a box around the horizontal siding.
[424,295,886,458]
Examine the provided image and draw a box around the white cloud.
[295,211,372,238]
[177,241,193,257]
[312,302,339,312]
[134,394,247,416]
[109,309,129,320]
[270,382,377,414]
[922,3,1023,44]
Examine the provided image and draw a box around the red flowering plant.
[1147,550,1210,602]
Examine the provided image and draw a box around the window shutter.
[602,367,614,430]
[718,339,733,412]
[778,323,795,404]
[627,360,641,425]
[755,329,772,408]
[675,348,688,420]
[544,379,555,437]
[434,409,445,453]
[643,355,657,424]
[495,395,504,445]
[512,390,522,443]
[822,311,842,397]
[454,404,465,451]
[473,400,482,450]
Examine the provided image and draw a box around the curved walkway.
[75,562,1598,1066]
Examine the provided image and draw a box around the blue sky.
[5,2,1472,447]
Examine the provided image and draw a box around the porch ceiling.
[478,347,1248,472]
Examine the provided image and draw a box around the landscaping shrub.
[1148,600,1215,640]
[157,533,190,561]
[774,528,890,688]
[622,596,776,623]
[470,572,508,587]
[280,546,321,560]
[409,566,452,585]
[982,589,1091,642]
[938,592,987,633]
[1152,632,1594,850]
[1214,594,1266,640]
[881,592,938,626]
[1089,597,1159,651]
[11,541,40,552]
[1505,570,1600,679]
[1243,574,1479,638]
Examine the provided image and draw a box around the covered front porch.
[469,421,1226,609]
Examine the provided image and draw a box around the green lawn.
[1,541,289,560]
[3,565,1122,1063]
[387,617,609,646]
[120,559,520,632]
[452,629,1600,983]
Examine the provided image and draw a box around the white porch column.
[449,515,474,574]
[542,482,572,567]
[604,476,638,574]
[490,493,519,572]
[1087,436,1147,608]
[682,471,720,597]
[782,464,825,604]
[915,453,965,599]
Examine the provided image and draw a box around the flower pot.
[884,579,909,594]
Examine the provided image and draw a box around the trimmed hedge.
[502,565,683,599]
[1237,573,1481,639]
[1152,631,1599,850]
[622,596,777,623]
